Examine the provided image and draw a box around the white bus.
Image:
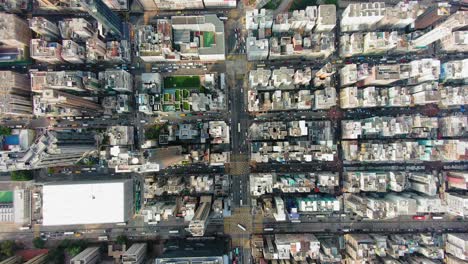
[237,224,246,231]
[98,236,108,241]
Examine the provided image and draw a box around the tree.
[0,240,15,257]
[116,235,128,245]
[33,238,45,249]
[0,126,11,136]
[11,170,33,181]
[65,245,82,257]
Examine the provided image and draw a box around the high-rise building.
[414,2,451,30]
[440,31,468,53]
[86,35,107,63]
[31,71,98,93]
[340,2,386,32]
[316,5,336,32]
[0,130,97,171]
[81,0,123,36]
[412,11,468,48]
[187,195,212,236]
[70,247,100,264]
[99,69,133,92]
[0,71,32,117]
[30,39,64,63]
[61,40,86,64]
[33,89,102,117]
[155,239,227,264]
[34,0,84,11]
[0,13,31,47]
[102,0,128,10]
[59,18,96,40]
[122,243,147,264]
[29,17,60,39]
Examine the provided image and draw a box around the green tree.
[0,126,11,136]
[65,245,82,257]
[11,170,33,181]
[33,237,46,249]
[116,235,128,245]
[0,240,15,257]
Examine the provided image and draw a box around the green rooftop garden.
[164,76,201,90]
[0,191,13,203]
[203,32,215,47]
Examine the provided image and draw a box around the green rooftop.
[0,191,13,203]
[164,76,201,90]
[203,32,215,47]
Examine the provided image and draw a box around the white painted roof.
[42,180,131,226]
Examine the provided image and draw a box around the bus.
[237,224,246,231]
[98,236,108,241]
[238,123,240,133]
[169,230,179,234]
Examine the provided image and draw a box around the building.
[70,247,100,264]
[99,70,133,92]
[316,5,336,32]
[61,40,86,64]
[446,171,468,190]
[204,0,236,8]
[0,189,31,225]
[31,71,99,93]
[29,17,60,39]
[102,0,128,10]
[246,9,273,30]
[446,193,468,217]
[412,11,468,48]
[33,89,102,117]
[24,253,48,264]
[446,233,468,261]
[30,39,63,63]
[106,126,134,146]
[376,1,421,29]
[341,2,386,32]
[59,18,96,40]
[246,37,269,61]
[122,243,147,264]
[187,195,212,236]
[0,13,31,47]
[171,15,225,61]
[0,129,96,172]
[42,179,133,225]
[0,13,31,64]
[414,2,451,30]
[440,59,468,83]
[0,71,32,117]
[86,35,107,63]
[440,31,468,53]
[81,0,122,36]
[154,239,227,264]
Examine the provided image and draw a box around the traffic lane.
[257,219,468,234]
